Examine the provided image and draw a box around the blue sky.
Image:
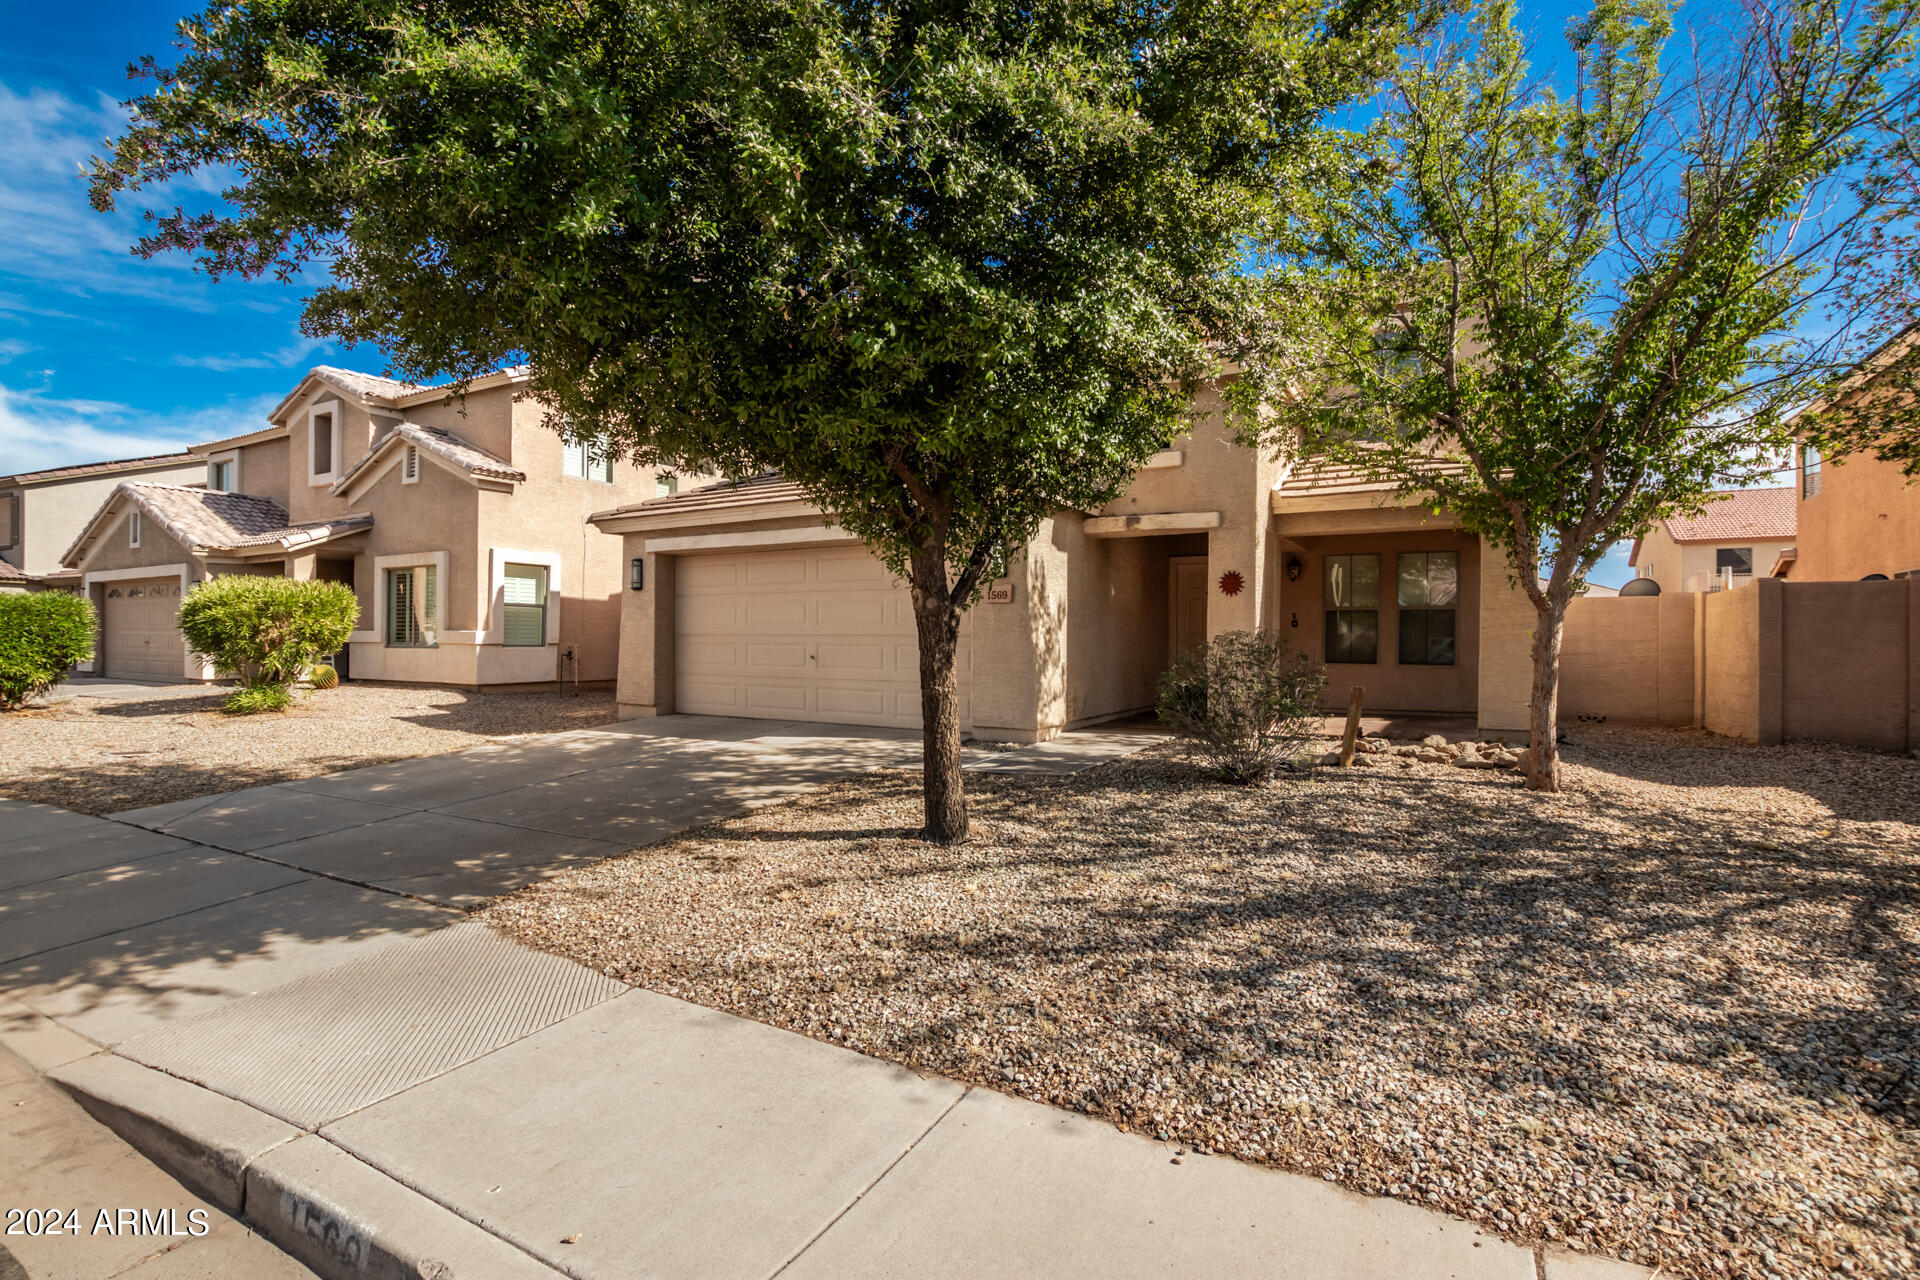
[2,0,1657,584]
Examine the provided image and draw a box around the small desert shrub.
[177,576,358,713]
[0,591,96,709]
[224,683,293,715]
[308,662,340,690]
[1156,630,1325,784]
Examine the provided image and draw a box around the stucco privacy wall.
[1475,544,1537,735]
[1560,578,1916,751]
[1559,593,1698,726]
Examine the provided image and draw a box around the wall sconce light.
[630,558,645,591]
[1284,554,1303,583]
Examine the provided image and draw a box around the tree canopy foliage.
[1257,0,1917,789]
[92,0,1423,837]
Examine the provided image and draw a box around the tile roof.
[64,483,373,566]
[330,422,525,494]
[0,559,28,581]
[1275,449,1469,498]
[0,452,199,488]
[1659,487,1796,542]
[590,472,812,525]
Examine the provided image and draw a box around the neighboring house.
[1775,331,1920,582]
[0,453,204,591]
[60,366,678,684]
[1539,578,1618,598]
[1626,488,1797,595]
[590,386,1539,741]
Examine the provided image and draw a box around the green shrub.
[1156,630,1326,784]
[308,662,340,690]
[0,591,96,709]
[177,576,359,712]
[224,683,293,715]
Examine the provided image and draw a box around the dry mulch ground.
[0,684,617,814]
[482,727,1920,1280]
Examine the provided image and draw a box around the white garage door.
[675,545,971,730]
[102,577,184,679]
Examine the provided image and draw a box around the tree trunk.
[907,544,968,844]
[1524,601,1568,792]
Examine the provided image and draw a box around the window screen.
[1323,554,1380,663]
[1397,551,1459,665]
[385,565,437,647]
[1715,547,1754,576]
[501,563,548,647]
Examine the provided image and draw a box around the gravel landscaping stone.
[0,686,616,814]
[481,726,1920,1280]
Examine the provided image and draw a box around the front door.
[1170,557,1208,659]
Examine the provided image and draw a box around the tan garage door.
[102,577,184,679]
[675,545,970,729]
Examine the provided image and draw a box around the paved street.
[1,715,1642,1280]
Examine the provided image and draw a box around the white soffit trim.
[1083,511,1223,537]
[644,525,862,555]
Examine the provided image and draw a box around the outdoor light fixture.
[1285,553,1303,582]
[630,558,645,591]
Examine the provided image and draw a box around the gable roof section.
[0,559,28,582]
[63,483,372,567]
[331,422,525,498]
[267,364,534,425]
[0,452,199,488]
[1658,487,1796,542]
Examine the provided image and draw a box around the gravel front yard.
[482,727,1920,1280]
[0,684,617,814]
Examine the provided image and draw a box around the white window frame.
[563,440,614,484]
[0,490,18,552]
[128,509,142,549]
[485,547,562,647]
[206,449,240,493]
[373,550,449,649]
[308,398,344,487]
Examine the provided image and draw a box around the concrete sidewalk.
[1,715,1644,1280]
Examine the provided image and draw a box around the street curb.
[246,1136,563,1280]
[45,1052,563,1279]
[49,1052,299,1214]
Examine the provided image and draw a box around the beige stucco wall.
[81,508,198,576]
[280,384,382,525]
[1474,543,1536,734]
[1270,529,1482,715]
[1560,594,1699,726]
[1700,584,1764,742]
[4,459,204,576]
[1794,448,1920,582]
[229,437,292,513]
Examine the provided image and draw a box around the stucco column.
[1476,540,1536,736]
[285,552,318,580]
[969,519,1066,742]
[615,535,674,719]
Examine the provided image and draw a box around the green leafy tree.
[89,0,1419,839]
[0,593,96,709]
[1259,0,1916,791]
[176,577,359,712]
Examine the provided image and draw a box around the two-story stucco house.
[60,366,678,684]
[1773,329,1920,583]
[1,453,204,594]
[589,383,1540,741]
[1626,488,1798,595]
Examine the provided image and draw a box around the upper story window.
[128,509,142,549]
[1397,550,1459,666]
[1715,547,1754,577]
[309,400,343,485]
[563,440,614,484]
[0,491,17,551]
[207,456,237,492]
[1323,553,1380,664]
[656,472,679,498]
[1802,445,1822,498]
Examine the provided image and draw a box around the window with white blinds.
[563,440,614,483]
[501,563,548,646]
[385,565,437,647]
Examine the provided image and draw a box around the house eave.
[590,499,824,535]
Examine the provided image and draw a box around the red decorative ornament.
[1218,570,1245,597]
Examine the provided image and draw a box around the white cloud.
[174,335,330,372]
[0,338,29,364]
[0,380,277,474]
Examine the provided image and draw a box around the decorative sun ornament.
[1218,570,1245,597]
